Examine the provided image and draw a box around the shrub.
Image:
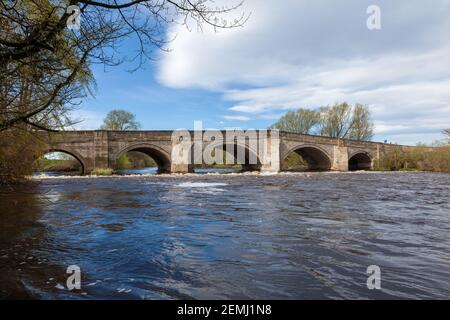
[90,168,113,176]
[375,145,450,172]
[116,154,132,169]
[0,129,44,185]
[282,152,308,171]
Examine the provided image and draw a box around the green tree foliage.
[116,154,132,169]
[0,129,45,184]
[318,103,354,138]
[271,103,374,141]
[319,103,374,140]
[348,104,374,140]
[100,109,140,130]
[374,145,450,172]
[1,0,93,132]
[271,109,320,134]
[282,152,308,171]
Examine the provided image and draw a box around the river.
[1,172,449,299]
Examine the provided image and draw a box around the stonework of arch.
[115,143,172,173]
[348,152,373,171]
[201,141,262,171]
[40,148,88,174]
[282,144,333,171]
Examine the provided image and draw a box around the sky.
[75,0,450,145]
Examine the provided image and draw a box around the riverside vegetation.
[374,143,450,173]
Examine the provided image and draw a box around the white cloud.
[70,110,105,130]
[223,115,252,121]
[157,0,450,144]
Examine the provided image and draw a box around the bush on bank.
[90,168,114,176]
[282,152,308,171]
[374,145,450,172]
[0,129,44,185]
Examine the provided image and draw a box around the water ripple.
[0,172,449,299]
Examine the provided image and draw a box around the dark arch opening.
[349,153,372,171]
[35,150,85,175]
[283,147,331,171]
[116,146,171,174]
[193,143,262,173]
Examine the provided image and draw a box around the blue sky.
[75,0,450,145]
[76,64,234,130]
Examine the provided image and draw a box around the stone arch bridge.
[36,130,399,174]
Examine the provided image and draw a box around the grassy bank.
[35,159,81,172]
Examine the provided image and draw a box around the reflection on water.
[194,168,242,174]
[33,171,80,177]
[1,172,450,299]
[115,167,158,175]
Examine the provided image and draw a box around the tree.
[100,109,140,130]
[271,108,320,134]
[319,103,373,140]
[319,103,354,138]
[270,103,374,141]
[0,0,248,132]
[1,1,94,132]
[347,104,374,140]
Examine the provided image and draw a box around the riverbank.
[374,144,450,172]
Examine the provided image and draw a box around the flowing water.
[1,172,449,299]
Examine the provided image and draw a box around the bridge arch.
[115,143,171,173]
[282,145,332,171]
[348,152,372,171]
[39,148,87,175]
[198,141,262,171]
